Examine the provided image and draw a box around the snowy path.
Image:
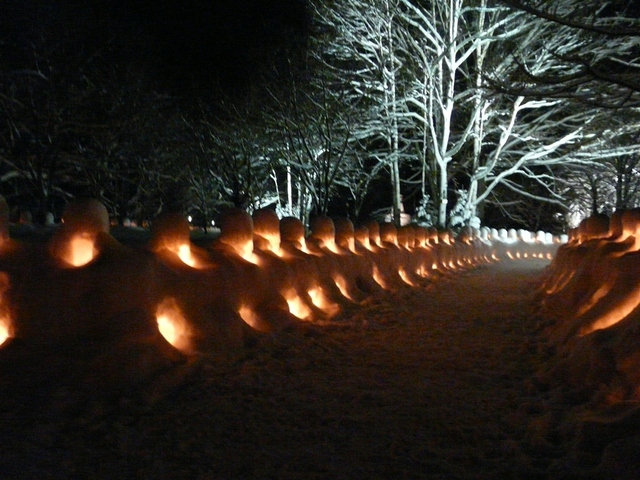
[2,260,566,479]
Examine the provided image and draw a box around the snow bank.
[538,210,640,404]
[0,198,558,391]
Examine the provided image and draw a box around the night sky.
[2,0,311,98]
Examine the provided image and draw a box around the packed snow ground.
[3,258,635,479]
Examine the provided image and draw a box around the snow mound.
[538,210,640,407]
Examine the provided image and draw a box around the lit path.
[2,260,560,479]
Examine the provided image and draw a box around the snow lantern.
[457,226,473,245]
[427,227,439,245]
[585,213,610,240]
[334,217,356,253]
[354,225,371,250]
[149,212,204,268]
[379,223,398,246]
[252,208,281,254]
[621,209,640,246]
[479,227,490,242]
[308,216,339,253]
[364,220,381,247]
[50,198,110,267]
[0,272,12,347]
[413,227,427,248]
[217,208,255,262]
[545,232,554,245]
[438,230,451,245]
[607,210,625,240]
[397,226,415,249]
[280,216,307,252]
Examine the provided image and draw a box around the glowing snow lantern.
[372,265,389,289]
[333,274,354,301]
[457,226,473,245]
[379,223,398,246]
[252,208,282,254]
[218,208,258,262]
[238,304,263,330]
[414,227,427,248]
[283,289,312,319]
[398,267,416,286]
[308,285,340,316]
[280,217,309,253]
[149,213,203,268]
[354,226,372,250]
[52,199,110,267]
[309,216,340,253]
[364,220,381,247]
[156,297,192,352]
[177,244,198,267]
[334,217,356,253]
[398,226,415,249]
[0,314,11,347]
[66,233,98,267]
[427,227,439,245]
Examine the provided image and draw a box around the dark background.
[2,0,310,99]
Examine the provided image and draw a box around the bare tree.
[263,65,361,225]
[312,0,411,225]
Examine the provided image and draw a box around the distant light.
[211,220,215,226]
[187,215,193,222]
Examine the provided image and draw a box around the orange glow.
[359,237,372,251]
[243,252,262,265]
[238,304,264,330]
[237,241,260,264]
[324,240,340,254]
[156,298,192,352]
[308,286,340,316]
[300,239,312,254]
[372,265,389,289]
[65,234,97,267]
[576,283,613,316]
[283,289,312,319]
[0,316,11,346]
[398,268,417,286]
[333,274,354,300]
[177,244,198,267]
[262,232,281,253]
[581,290,640,335]
[547,271,575,295]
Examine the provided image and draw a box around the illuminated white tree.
[313,0,412,225]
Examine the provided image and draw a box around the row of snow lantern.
[0,199,551,353]
[540,209,640,339]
